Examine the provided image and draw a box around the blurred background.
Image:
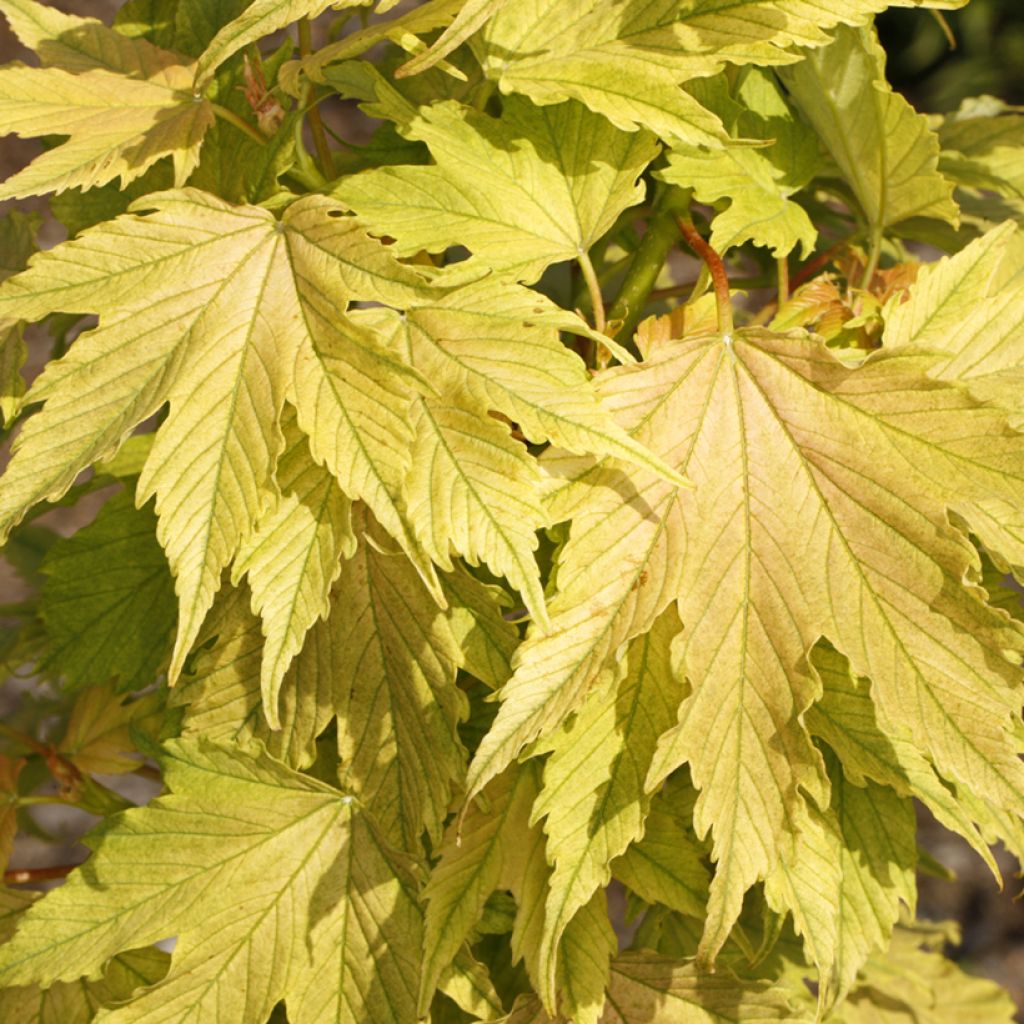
[1,0,1024,1019]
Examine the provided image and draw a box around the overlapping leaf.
[0,0,214,198]
[40,490,176,690]
[0,891,169,1024]
[938,95,1024,199]
[471,0,964,146]
[779,25,958,234]
[0,189,439,680]
[0,738,422,1024]
[472,326,1024,965]
[531,608,686,1003]
[233,409,355,728]
[0,208,36,423]
[659,68,819,258]
[332,65,658,283]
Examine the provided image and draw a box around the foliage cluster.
[0,0,1023,1021]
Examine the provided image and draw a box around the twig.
[4,863,84,885]
[676,211,733,335]
[298,18,335,179]
[577,250,607,334]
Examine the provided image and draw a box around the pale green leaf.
[283,802,424,1024]
[476,0,962,146]
[779,25,958,233]
[612,785,710,922]
[806,643,1001,878]
[442,565,519,689]
[438,948,505,1022]
[40,490,176,691]
[0,12,213,200]
[419,763,540,1016]
[532,608,686,1003]
[405,393,548,627]
[332,506,466,850]
[0,190,439,681]
[555,891,616,1024]
[939,95,1024,199]
[476,327,1024,965]
[404,276,688,487]
[838,923,1018,1024]
[883,221,1024,426]
[194,0,371,84]
[57,685,164,775]
[396,0,511,77]
[233,409,355,729]
[658,68,819,258]
[173,584,335,770]
[333,78,658,283]
[282,0,465,92]
[0,209,36,423]
[0,738,417,1024]
[0,0,186,76]
[600,952,805,1023]
[0,322,26,426]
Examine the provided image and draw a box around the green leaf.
[405,393,548,627]
[0,1,214,199]
[403,275,687,485]
[396,0,511,78]
[174,583,334,770]
[0,737,420,1024]
[938,95,1024,199]
[600,952,805,1023]
[0,189,439,681]
[612,783,710,922]
[57,684,164,775]
[233,409,355,729]
[0,208,36,423]
[283,0,465,91]
[658,68,819,258]
[194,0,370,84]
[838,922,1018,1024]
[883,221,1024,427]
[531,608,686,1003]
[333,75,658,283]
[442,565,519,689]
[331,506,466,851]
[419,763,540,1016]
[778,25,958,234]
[40,490,176,691]
[0,891,169,1024]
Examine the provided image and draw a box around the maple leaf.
[40,489,176,691]
[232,408,355,728]
[0,737,422,1024]
[468,0,964,146]
[0,189,439,681]
[0,0,215,199]
[778,25,959,235]
[281,0,466,93]
[884,222,1024,419]
[471,326,1024,965]
[193,0,375,85]
[0,209,36,424]
[0,890,169,1024]
[938,95,1024,200]
[330,506,467,851]
[658,68,819,258]
[531,608,687,1005]
[332,65,658,283]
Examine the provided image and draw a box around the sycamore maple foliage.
[0,0,1023,1021]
